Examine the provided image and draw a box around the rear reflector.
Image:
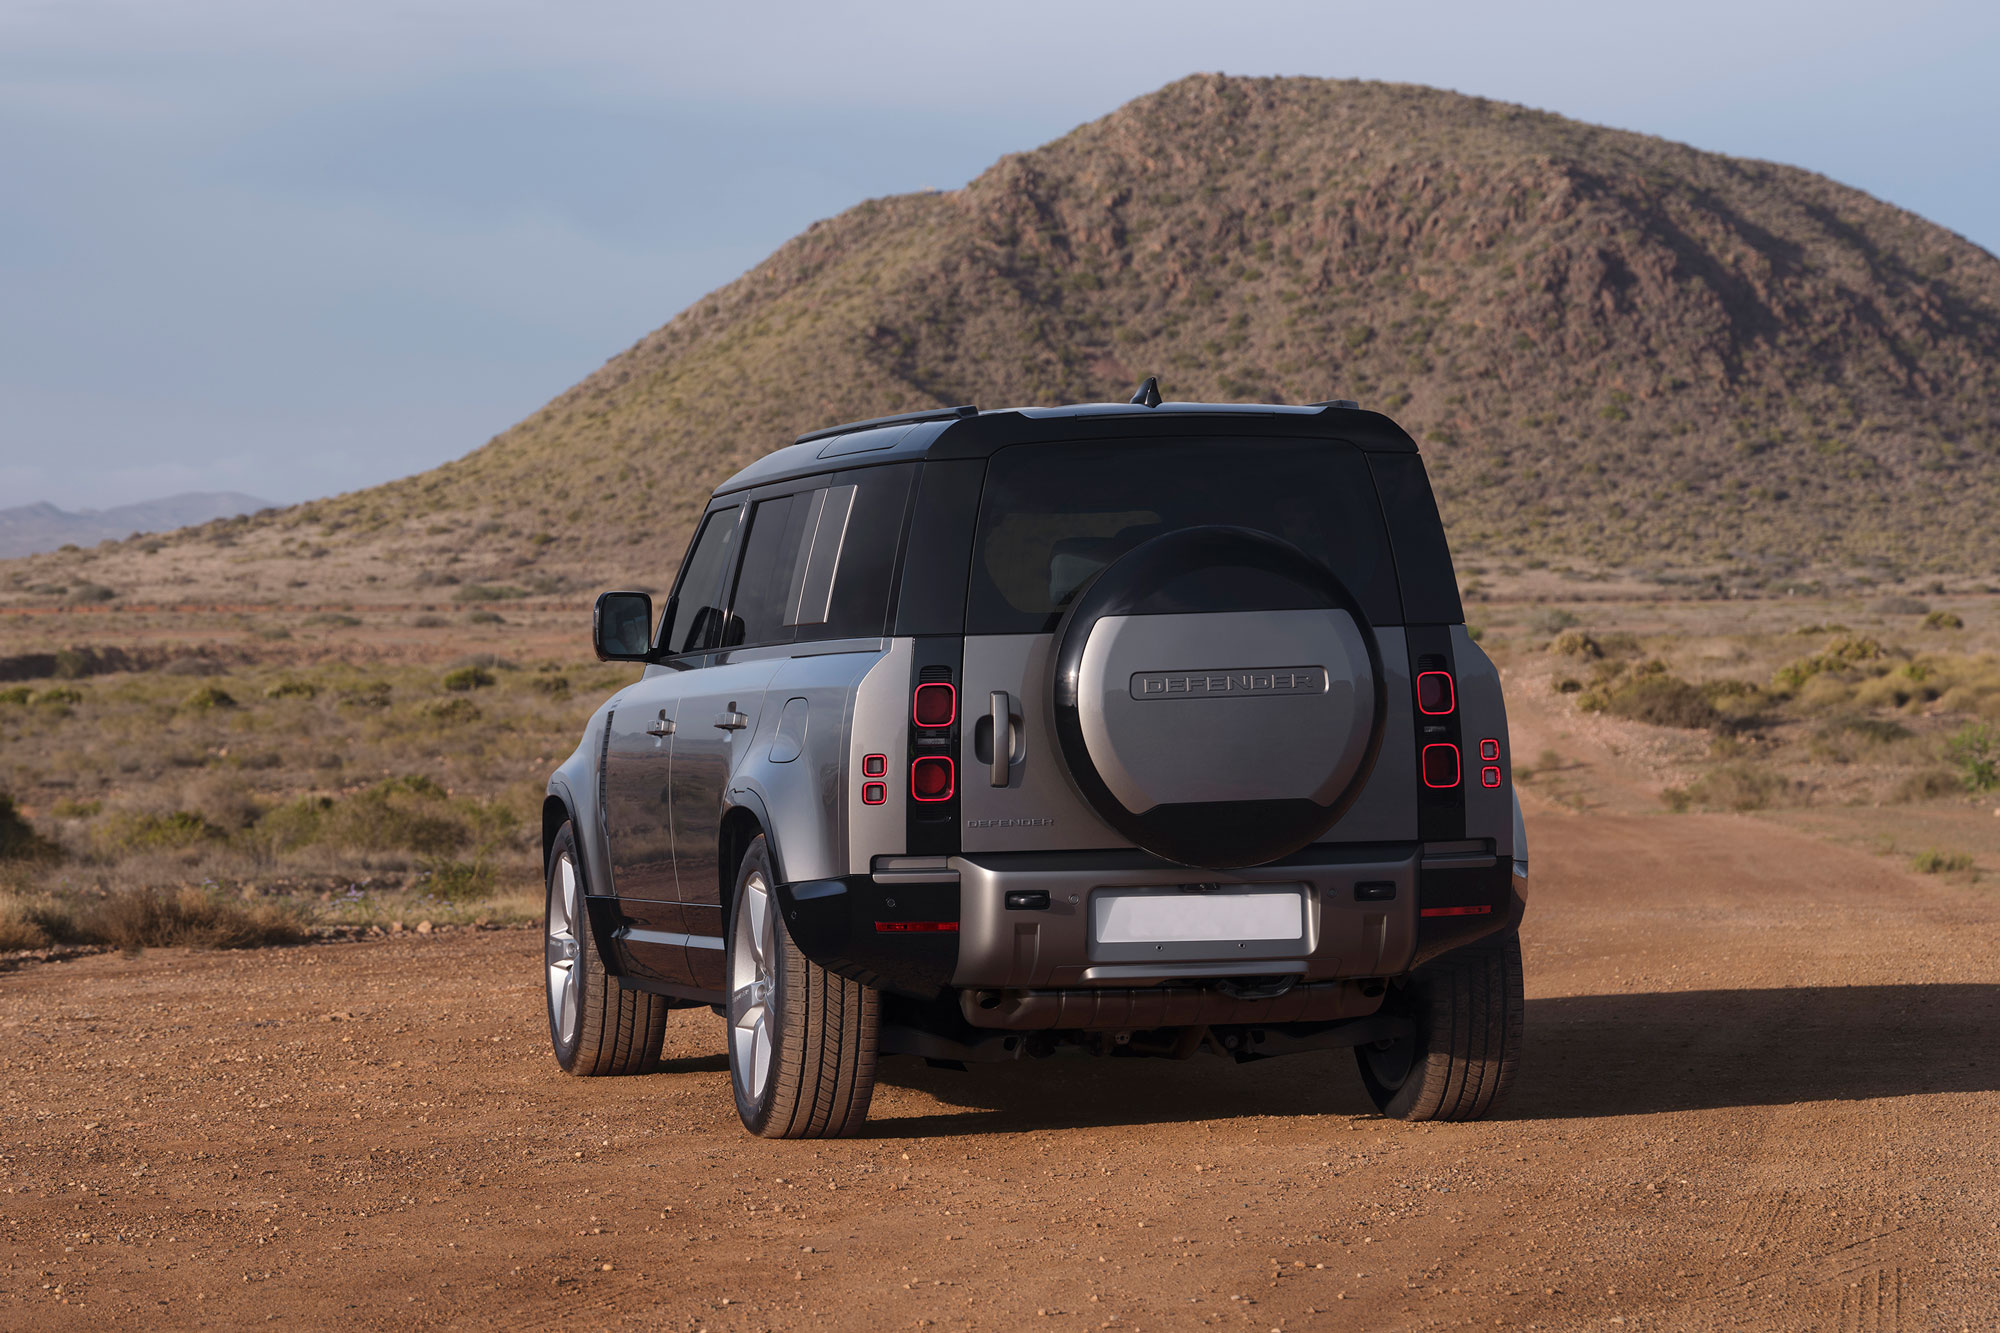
[913,682,957,729]
[1478,738,1499,761]
[875,920,960,933]
[1482,765,1502,788]
[1421,742,1461,789]
[861,782,887,805]
[1420,904,1493,918]
[862,753,887,778]
[1415,671,1456,715]
[911,755,955,802]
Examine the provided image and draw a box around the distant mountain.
[8,75,2000,605]
[0,492,271,559]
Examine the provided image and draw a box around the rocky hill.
[8,75,1999,608]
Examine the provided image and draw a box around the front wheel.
[728,835,879,1138]
[1356,926,1523,1121]
[545,821,668,1076]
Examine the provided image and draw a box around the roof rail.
[793,404,979,446]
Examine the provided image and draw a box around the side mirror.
[592,591,654,662]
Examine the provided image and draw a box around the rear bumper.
[777,840,1523,1004]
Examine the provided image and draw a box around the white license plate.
[1091,889,1304,945]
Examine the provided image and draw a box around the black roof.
[714,400,1418,497]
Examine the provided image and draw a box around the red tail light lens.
[910,755,955,802]
[1421,743,1461,789]
[1416,671,1456,715]
[913,683,956,729]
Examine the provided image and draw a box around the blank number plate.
[1091,889,1305,945]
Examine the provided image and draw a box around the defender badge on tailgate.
[1129,666,1328,700]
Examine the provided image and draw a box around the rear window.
[966,438,1402,634]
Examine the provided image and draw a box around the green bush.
[424,698,482,724]
[265,679,320,700]
[425,859,495,902]
[1944,722,2000,792]
[1677,761,1790,811]
[453,584,527,603]
[182,685,237,711]
[98,810,228,854]
[1578,661,1717,728]
[1922,610,1965,630]
[1910,848,1975,874]
[33,687,83,708]
[0,686,32,706]
[1772,638,1892,694]
[441,666,495,692]
[82,887,306,951]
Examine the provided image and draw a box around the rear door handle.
[713,709,750,732]
[989,690,1014,787]
[646,711,675,738]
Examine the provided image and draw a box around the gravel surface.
[4,811,1997,1330]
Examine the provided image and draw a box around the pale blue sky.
[2,0,1995,510]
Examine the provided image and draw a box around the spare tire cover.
[1050,525,1386,869]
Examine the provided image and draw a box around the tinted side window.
[655,506,740,656]
[722,494,808,649]
[814,463,916,641]
[966,439,1399,634]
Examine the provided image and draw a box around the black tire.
[727,835,879,1138]
[544,821,669,1076]
[1356,926,1523,1121]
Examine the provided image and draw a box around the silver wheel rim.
[728,870,775,1102]
[546,852,581,1046]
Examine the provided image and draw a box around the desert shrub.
[1677,761,1791,811]
[265,679,319,700]
[412,614,448,628]
[254,626,293,641]
[50,798,103,818]
[0,794,60,862]
[256,775,504,859]
[1772,638,1895,694]
[97,809,228,855]
[65,583,117,604]
[1553,677,1581,694]
[1549,630,1601,658]
[1579,661,1717,728]
[1909,849,1974,875]
[424,698,482,724]
[1531,608,1580,635]
[0,686,31,705]
[303,612,362,627]
[441,666,495,692]
[34,686,84,708]
[52,648,90,678]
[338,681,392,708]
[81,887,305,951]
[1893,769,1963,803]
[0,898,52,951]
[1944,722,2000,792]
[530,673,572,699]
[463,610,505,625]
[1923,610,1964,630]
[424,859,495,902]
[1871,596,1929,615]
[182,685,237,711]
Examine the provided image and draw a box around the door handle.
[713,708,750,732]
[646,711,675,738]
[989,690,1014,787]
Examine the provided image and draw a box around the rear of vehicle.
[775,405,1525,1126]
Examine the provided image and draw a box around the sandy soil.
[4,803,1997,1332]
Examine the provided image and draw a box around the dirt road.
[4,809,1997,1331]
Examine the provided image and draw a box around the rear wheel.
[1356,927,1523,1121]
[727,835,879,1138]
[545,821,668,1076]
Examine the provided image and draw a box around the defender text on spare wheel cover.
[1049,524,1387,870]
[546,379,1527,1138]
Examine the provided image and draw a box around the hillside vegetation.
[6,74,1999,608]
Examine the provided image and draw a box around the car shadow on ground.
[1502,983,2000,1119]
[865,983,1999,1135]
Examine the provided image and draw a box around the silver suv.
[542,387,1527,1138]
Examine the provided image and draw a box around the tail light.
[911,755,955,802]
[1421,743,1461,789]
[1415,671,1456,715]
[913,682,956,729]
